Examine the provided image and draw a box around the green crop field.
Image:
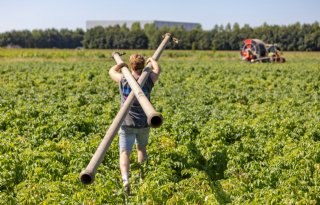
[1,49,320,204]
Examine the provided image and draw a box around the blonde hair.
[129,54,145,72]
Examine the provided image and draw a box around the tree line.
[0,22,319,51]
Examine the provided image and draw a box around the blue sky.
[1,0,319,32]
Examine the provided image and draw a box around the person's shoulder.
[149,72,159,84]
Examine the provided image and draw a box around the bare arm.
[109,63,127,83]
[147,58,161,83]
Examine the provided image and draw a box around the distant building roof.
[86,20,201,31]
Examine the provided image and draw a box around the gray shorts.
[118,126,150,153]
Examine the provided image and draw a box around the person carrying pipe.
[109,54,160,195]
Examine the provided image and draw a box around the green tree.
[1,21,320,50]
[127,23,148,49]
[144,23,159,49]
[82,26,106,49]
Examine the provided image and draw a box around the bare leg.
[136,145,147,181]
[136,145,147,163]
[120,150,130,181]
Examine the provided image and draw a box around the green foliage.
[1,22,320,50]
[0,28,84,48]
[0,50,319,204]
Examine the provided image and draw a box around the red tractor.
[240,39,286,63]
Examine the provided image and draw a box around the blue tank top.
[119,76,154,128]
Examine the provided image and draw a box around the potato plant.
[0,49,319,204]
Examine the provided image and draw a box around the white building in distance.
[86,20,201,31]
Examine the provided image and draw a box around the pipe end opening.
[80,171,94,185]
[148,113,163,128]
